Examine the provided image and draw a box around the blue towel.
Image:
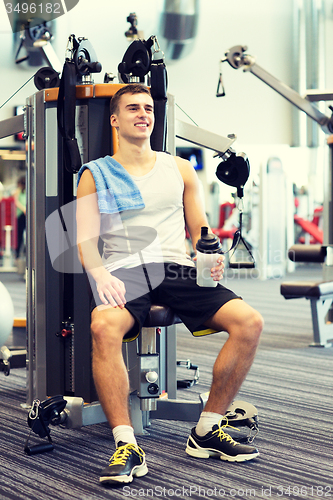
[77,156,145,215]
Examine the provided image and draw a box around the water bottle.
[196,227,223,287]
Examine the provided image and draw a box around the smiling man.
[76,84,263,486]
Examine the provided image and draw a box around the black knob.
[147,383,159,395]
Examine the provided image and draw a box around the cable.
[0,74,35,110]
[175,103,199,127]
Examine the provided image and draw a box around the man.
[76,84,263,486]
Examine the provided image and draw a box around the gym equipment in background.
[281,244,333,347]
[0,282,15,376]
[219,45,333,135]
[158,0,199,61]
[215,150,255,269]
[218,44,333,282]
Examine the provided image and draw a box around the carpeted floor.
[0,266,332,500]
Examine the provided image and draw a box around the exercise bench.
[280,245,333,347]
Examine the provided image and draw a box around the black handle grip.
[24,443,54,455]
[229,262,255,269]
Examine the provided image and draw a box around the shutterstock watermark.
[4,0,80,33]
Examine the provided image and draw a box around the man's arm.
[76,169,126,307]
[174,156,209,248]
[174,156,225,281]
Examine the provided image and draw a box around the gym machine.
[219,45,333,346]
[0,34,259,450]
[281,244,333,346]
[219,45,333,248]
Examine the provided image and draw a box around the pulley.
[34,67,60,90]
[216,150,250,199]
[118,38,154,82]
[73,38,102,76]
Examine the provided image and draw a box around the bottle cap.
[196,226,222,253]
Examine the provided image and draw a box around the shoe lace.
[109,444,145,466]
[212,417,240,445]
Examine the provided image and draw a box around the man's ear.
[110,115,118,128]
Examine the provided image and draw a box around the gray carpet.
[0,266,333,500]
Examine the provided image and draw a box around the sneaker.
[99,442,148,485]
[186,418,259,462]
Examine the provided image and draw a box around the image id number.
[277,485,331,497]
[5,2,61,14]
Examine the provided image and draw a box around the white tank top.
[100,151,194,271]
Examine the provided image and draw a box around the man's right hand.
[96,269,127,308]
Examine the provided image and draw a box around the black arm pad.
[288,244,327,263]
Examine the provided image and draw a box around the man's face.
[110,92,155,141]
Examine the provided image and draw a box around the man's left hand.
[211,255,225,281]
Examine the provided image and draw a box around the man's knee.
[91,311,128,348]
[209,299,263,343]
[250,309,264,335]
[240,309,263,346]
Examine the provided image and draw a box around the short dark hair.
[110,84,152,116]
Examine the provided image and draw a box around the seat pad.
[143,304,182,327]
[280,281,333,298]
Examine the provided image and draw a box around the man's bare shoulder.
[173,155,197,183]
[173,155,191,167]
[77,168,97,197]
